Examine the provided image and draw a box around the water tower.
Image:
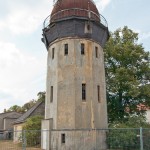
[41,0,109,149]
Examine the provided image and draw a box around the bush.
[107,115,150,150]
[22,116,43,147]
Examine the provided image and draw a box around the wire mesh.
[0,128,150,150]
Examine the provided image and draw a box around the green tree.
[22,99,36,112]
[104,26,150,123]
[107,115,150,149]
[23,115,43,146]
[6,105,23,113]
[21,91,45,112]
[37,91,46,102]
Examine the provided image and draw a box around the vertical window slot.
[52,48,54,59]
[50,86,53,102]
[61,133,65,144]
[97,85,100,103]
[95,47,98,58]
[64,44,68,55]
[81,43,85,55]
[82,84,86,101]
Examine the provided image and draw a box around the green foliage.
[23,115,43,146]
[22,99,37,112]
[109,115,150,128]
[37,91,46,102]
[4,91,46,113]
[104,26,150,123]
[6,105,24,113]
[107,116,150,149]
[23,115,43,130]
[107,128,139,149]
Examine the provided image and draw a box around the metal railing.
[43,8,108,29]
[1,128,150,150]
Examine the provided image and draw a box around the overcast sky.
[0,0,150,113]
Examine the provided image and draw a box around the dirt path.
[0,141,41,150]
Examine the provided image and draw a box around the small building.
[0,111,22,140]
[137,104,150,123]
[13,101,45,142]
[146,109,150,123]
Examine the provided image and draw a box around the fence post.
[22,130,26,150]
[140,127,143,150]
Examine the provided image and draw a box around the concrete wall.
[4,118,16,130]
[0,118,3,130]
[41,120,51,150]
[42,37,108,149]
[13,123,24,142]
[0,112,22,130]
[51,130,107,150]
[45,38,107,129]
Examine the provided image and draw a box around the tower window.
[82,84,86,101]
[64,44,68,55]
[61,133,65,144]
[95,47,98,58]
[87,24,91,31]
[52,48,55,59]
[97,85,100,103]
[81,43,85,55]
[50,86,53,102]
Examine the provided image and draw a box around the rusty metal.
[42,0,109,50]
[43,12,108,29]
[51,0,100,22]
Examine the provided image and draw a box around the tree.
[22,99,36,112]
[6,105,23,113]
[22,115,43,146]
[4,91,46,113]
[107,115,150,149]
[104,26,150,123]
[37,91,46,102]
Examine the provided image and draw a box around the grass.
[0,140,41,150]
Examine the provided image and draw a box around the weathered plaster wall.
[0,112,22,130]
[51,130,107,150]
[41,120,51,150]
[13,123,24,142]
[4,118,16,130]
[45,38,107,129]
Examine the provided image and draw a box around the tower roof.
[51,0,100,22]
[42,0,109,49]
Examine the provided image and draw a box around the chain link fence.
[0,128,150,150]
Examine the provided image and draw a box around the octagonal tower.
[41,0,109,149]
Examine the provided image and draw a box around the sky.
[0,0,150,113]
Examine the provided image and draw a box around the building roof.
[51,0,100,22]
[0,112,22,119]
[0,112,22,130]
[14,101,44,124]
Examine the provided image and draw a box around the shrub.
[22,116,43,147]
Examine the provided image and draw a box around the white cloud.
[0,41,46,112]
[0,0,52,113]
[0,0,52,35]
[139,32,150,42]
[131,28,150,43]
[95,0,111,12]
[0,0,111,35]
